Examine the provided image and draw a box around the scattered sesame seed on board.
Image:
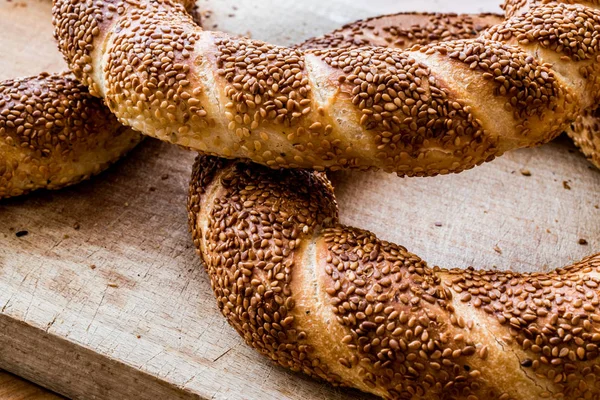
[563,180,572,190]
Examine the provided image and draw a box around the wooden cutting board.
[0,0,598,399]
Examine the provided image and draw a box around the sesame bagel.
[185,11,600,398]
[0,73,142,199]
[52,0,600,176]
[188,154,600,400]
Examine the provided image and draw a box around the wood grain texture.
[331,136,600,272]
[0,371,62,400]
[0,0,598,399]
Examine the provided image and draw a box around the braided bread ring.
[52,0,600,176]
[0,73,142,199]
[184,10,600,400]
[1,5,588,398]
[189,153,600,400]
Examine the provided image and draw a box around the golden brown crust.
[490,0,600,169]
[303,10,600,169]
[52,0,596,176]
[0,73,142,199]
[187,156,341,381]
[0,0,199,200]
[188,155,600,399]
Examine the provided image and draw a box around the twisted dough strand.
[0,73,142,199]
[0,0,204,200]
[297,13,503,50]
[188,154,600,400]
[300,10,600,171]
[52,0,599,176]
[300,10,600,170]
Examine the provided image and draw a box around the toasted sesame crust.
[503,0,600,19]
[567,106,600,169]
[52,0,598,176]
[299,10,600,171]
[0,73,142,199]
[297,13,503,51]
[188,155,600,400]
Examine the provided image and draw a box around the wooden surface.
[0,372,61,400]
[0,0,598,399]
